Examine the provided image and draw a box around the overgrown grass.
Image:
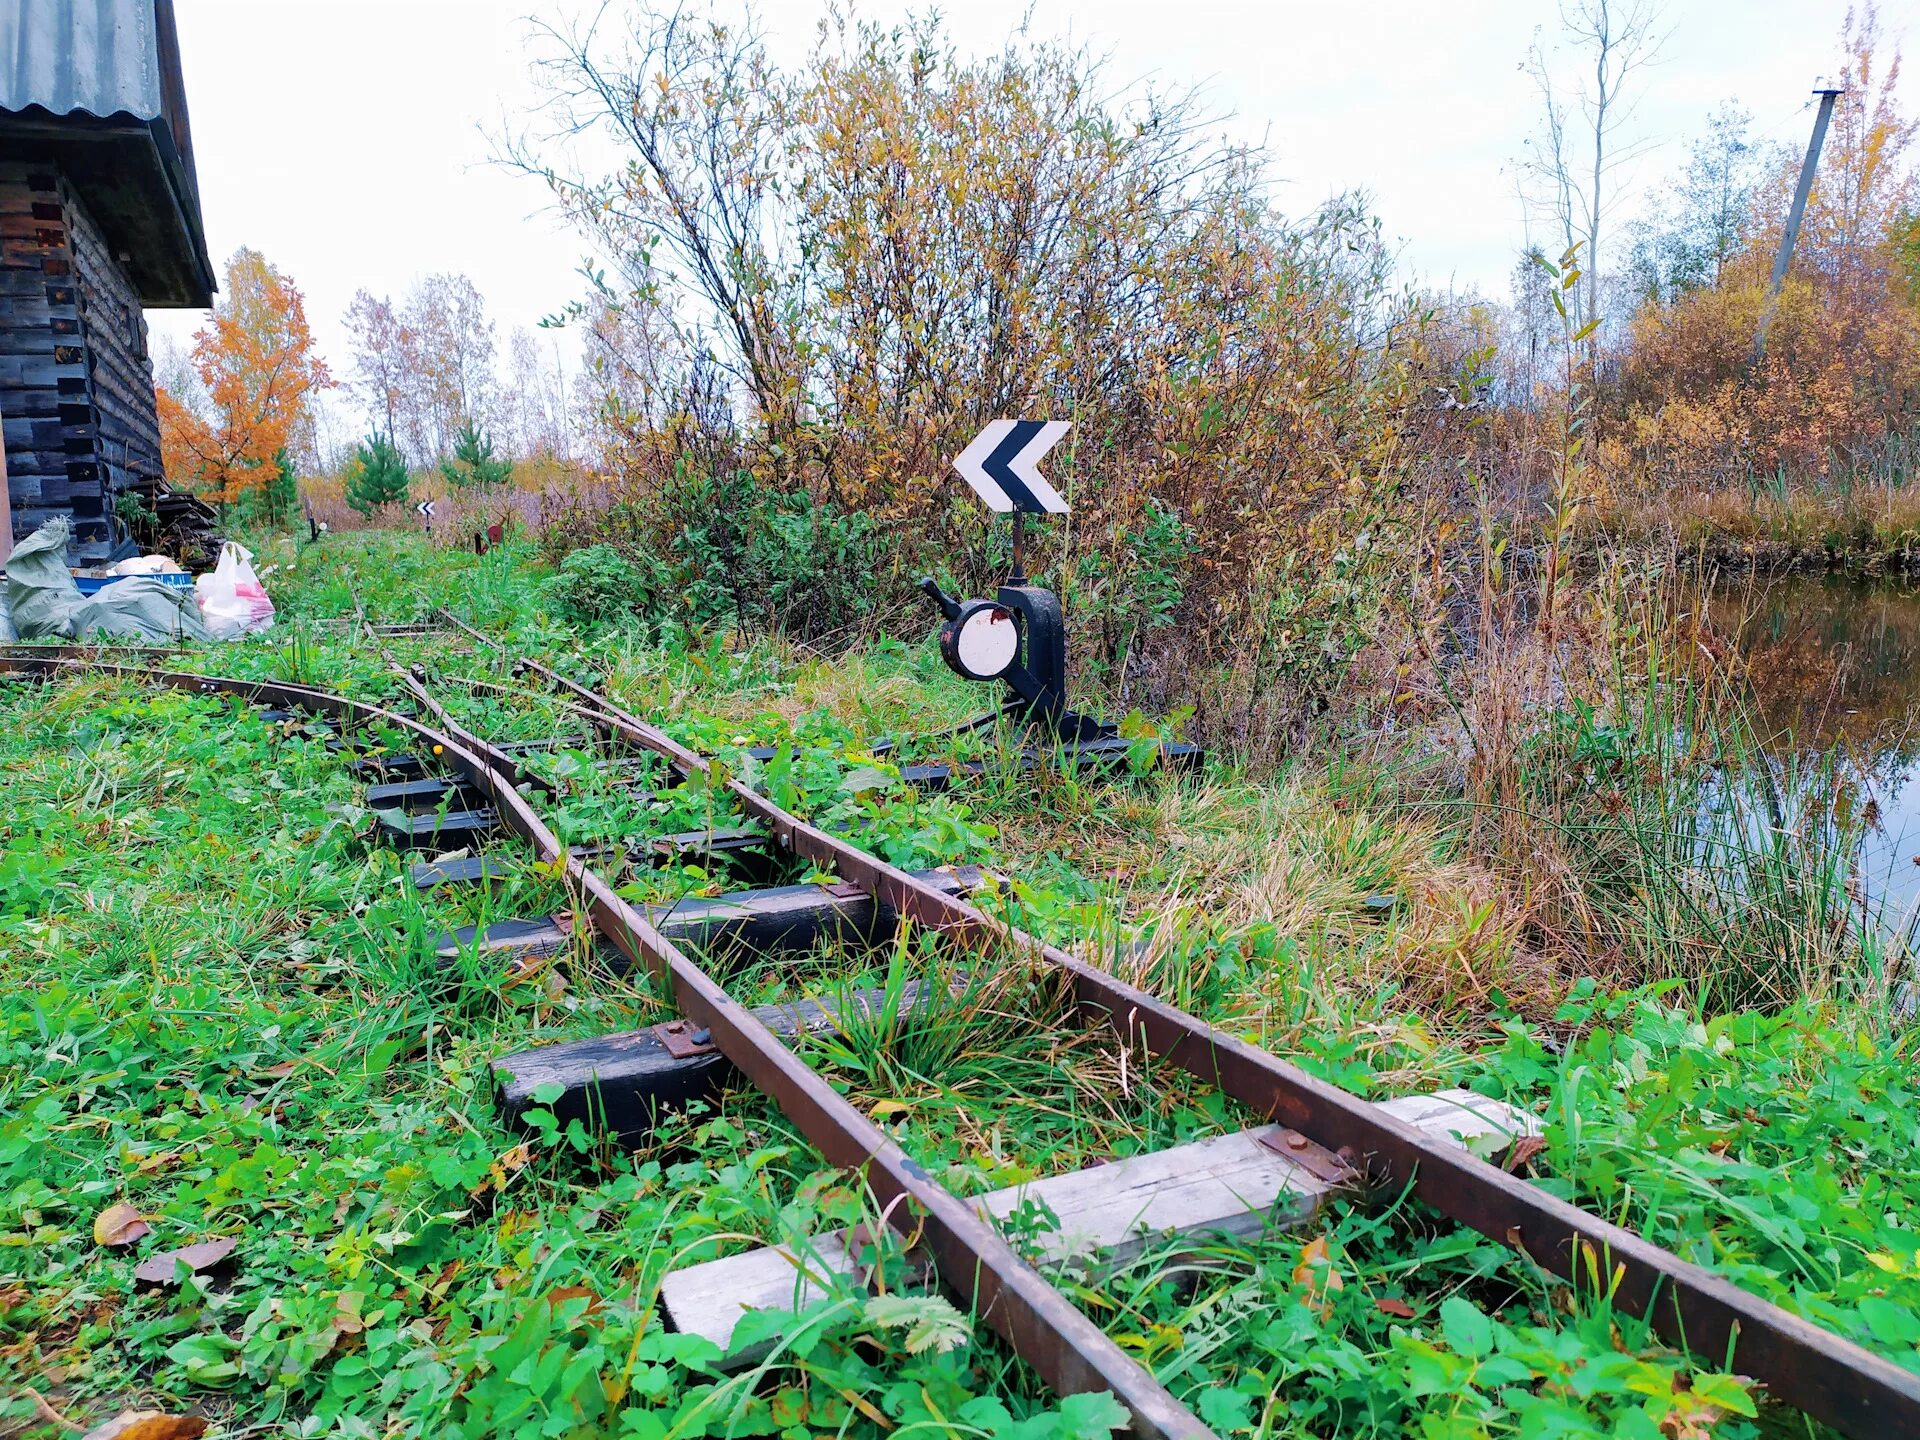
[1585,468,1920,572]
[4,531,1918,1438]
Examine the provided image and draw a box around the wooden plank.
[661,1089,1539,1359]
[402,825,771,881]
[372,805,500,847]
[346,734,595,780]
[0,388,11,565]
[896,737,1205,792]
[441,865,985,967]
[648,825,768,864]
[365,774,489,812]
[412,854,519,888]
[492,978,950,1141]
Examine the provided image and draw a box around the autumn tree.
[518,5,1452,695]
[343,289,414,453]
[342,276,499,464]
[1791,3,1917,313]
[1608,4,1920,490]
[158,248,332,504]
[405,273,497,458]
[504,327,571,459]
[1622,102,1765,303]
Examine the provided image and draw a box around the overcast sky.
[147,0,1906,443]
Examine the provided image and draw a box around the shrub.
[519,6,1466,717]
[541,544,660,625]
[540,458,878,637]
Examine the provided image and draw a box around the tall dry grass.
[1422,548,1877,1011]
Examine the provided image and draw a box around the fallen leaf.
[1374,1296,1417,1318]
[869,1099,913,1120]
[1291,1235,1345,1318]
[1658,1407,1725,1440]
[1503,1134,1549,1172]
[544,1284,605,1320]
[470,1142,533,1198]
[427,1258,463,1302]
[332,1289,366,1336]
[80,1413,208,1440]
[25,1386,79,1433]
[132,1235,238,1285]
[92,1203,150,1248]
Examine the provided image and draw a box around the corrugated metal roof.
[0,0,163,122]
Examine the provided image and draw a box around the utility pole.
[1753,81,1845,364]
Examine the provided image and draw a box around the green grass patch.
[3,533,1917,1437]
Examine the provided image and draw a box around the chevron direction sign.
[952,419,1071,514]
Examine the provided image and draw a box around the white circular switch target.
[955,606,1019,679]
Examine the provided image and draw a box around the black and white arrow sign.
[416,499,436,519]
[953,419,1070,514]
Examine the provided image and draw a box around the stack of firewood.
[124,475,221,571]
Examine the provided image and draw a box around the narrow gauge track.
[5,643,1919,1439]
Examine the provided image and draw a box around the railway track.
[5,640,1919,1439]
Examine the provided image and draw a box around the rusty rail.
[13,643,1920,1436]
[0,651,1214,1440]
[506,652,1920,1439]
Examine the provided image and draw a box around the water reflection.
[1700,572,1920,917]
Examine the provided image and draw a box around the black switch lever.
[918,575,961,621]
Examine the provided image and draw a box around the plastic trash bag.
[195,541,275,638]
[112,553,184,576]
[72,576,211,642]
[5,518,84,639]
[3,517,210,642]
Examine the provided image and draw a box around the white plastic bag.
[195,541,275,638]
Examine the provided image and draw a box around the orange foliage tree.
[1607,4,1920,491]
[158,248,332,503]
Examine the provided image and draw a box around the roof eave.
[0,108,213,306]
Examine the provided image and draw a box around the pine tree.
[439,418,512,489]
[345,432,411,514]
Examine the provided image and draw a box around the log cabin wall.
[68,174,164,554]
[0,161,163,563]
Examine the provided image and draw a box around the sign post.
[952,418,1070,582]
[417,497,436,538]
[921,417,1198,774]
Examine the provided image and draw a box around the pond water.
[1705,572,1920,921]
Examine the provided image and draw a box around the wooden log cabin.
[1,0,214,564]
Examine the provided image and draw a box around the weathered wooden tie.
[894,735,1205,791]
[374,805,501,847]
[392,820,771,871]
[661,1088,1537,1360]
[365,775,489,811]
[411,854,520,888]
[439,866,984,968]
[348,733,594,781]
[493,978,954,1143]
